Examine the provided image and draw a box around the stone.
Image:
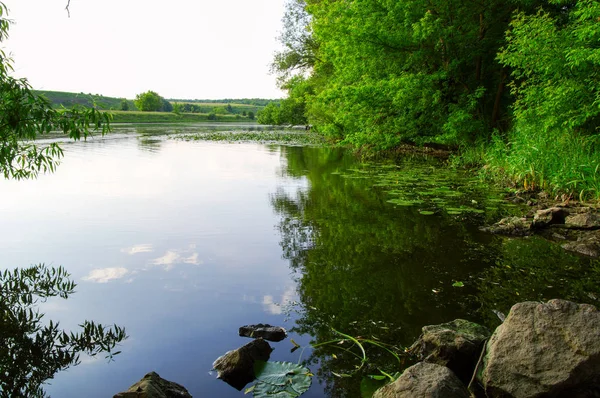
[408,319,490,383]
[565,211,600,230]
[113,372,191,398]
[480,300,600,398]
[239,324,287,342]
[212,338,272,391]
[480,217,532,236]
[532,207,568,229]
[373,362,470,398]
[562,231,600,257]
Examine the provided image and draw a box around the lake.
[1,125,599,397]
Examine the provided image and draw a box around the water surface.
[1,126,598,397]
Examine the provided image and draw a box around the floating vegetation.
[172,130,328,146]
[249,361,313,398]
[335,158,522,219]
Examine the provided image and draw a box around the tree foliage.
[0,3,111,180]
[134,90,172,112]
[0,264,128,397]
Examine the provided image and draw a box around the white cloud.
[262,286,297,315]
[82,267,129,283]
[121,244,153,255]
[150,247,203,270]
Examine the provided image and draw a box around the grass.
[110,111,254,124]
[452,130,600,202]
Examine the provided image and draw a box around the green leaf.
[452,281,465,287]
[253,361,312,397]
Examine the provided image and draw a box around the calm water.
[1,126,599,397]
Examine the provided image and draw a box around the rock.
[408,319,490,383]
[113,372,191,398]
[480,217,532,236]
[565,210,600,230]
[480,299,600,398]
[562,231,600,257]
[212,338,272,391]
[532,207,568,229]
[373,362,470,398]
[239,324,287,342]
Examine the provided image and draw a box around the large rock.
[480,217,532,236]
[113,372,191,398]
[565,210,600,230]
[373,362,470,398]
[212,338,272,391]
[480,300,600,397]
[562,230,600,257]
[408,319,490,383]
[239,324,287,342]
[532,207,568,229]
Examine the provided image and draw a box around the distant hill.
[34,90,278,115]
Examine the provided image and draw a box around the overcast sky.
[3,0,286,99]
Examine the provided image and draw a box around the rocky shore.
[482,202,600,258]
[114,300,600,398]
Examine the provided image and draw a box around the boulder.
[239,324,287,342]
[212,338,272,391]
[408,319,490,383]
[373,362,470,398]
[113,372,191,398]
[562,230,600,257]
[565,210,600,230]
[532,207,568,229]
[480,217,532,236]
[480,300,600,397]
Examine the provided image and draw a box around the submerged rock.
[212,338,273,391]
[239,324,287,342]
[113,372,191,398]
[373,362,470,398]
[480,216,532,236]
[409,319,490,383]
[480,299,600,398]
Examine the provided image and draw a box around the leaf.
[253,361,312,397]
[452,281,465,287]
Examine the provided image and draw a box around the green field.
[110,111,256,124]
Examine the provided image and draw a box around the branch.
[65,0,71,18]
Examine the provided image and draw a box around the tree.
[247,111,255,120]
[0,3,111,180]
[134,90,164,112]
[120,99,129,111]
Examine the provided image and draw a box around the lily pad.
[252,361,312,398]
[419,210,435,216]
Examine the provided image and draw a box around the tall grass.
[480,128,600,201]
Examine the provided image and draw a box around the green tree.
[257,103,281,125]
[0,3,111,180]
[247,111,255,120]
[134,90,163,112]
[120,99,129,111]
[161,98,173,112]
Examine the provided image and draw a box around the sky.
[2,0,286,100]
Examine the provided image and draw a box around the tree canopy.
[268,0,600,198]
[134,90,172,112]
